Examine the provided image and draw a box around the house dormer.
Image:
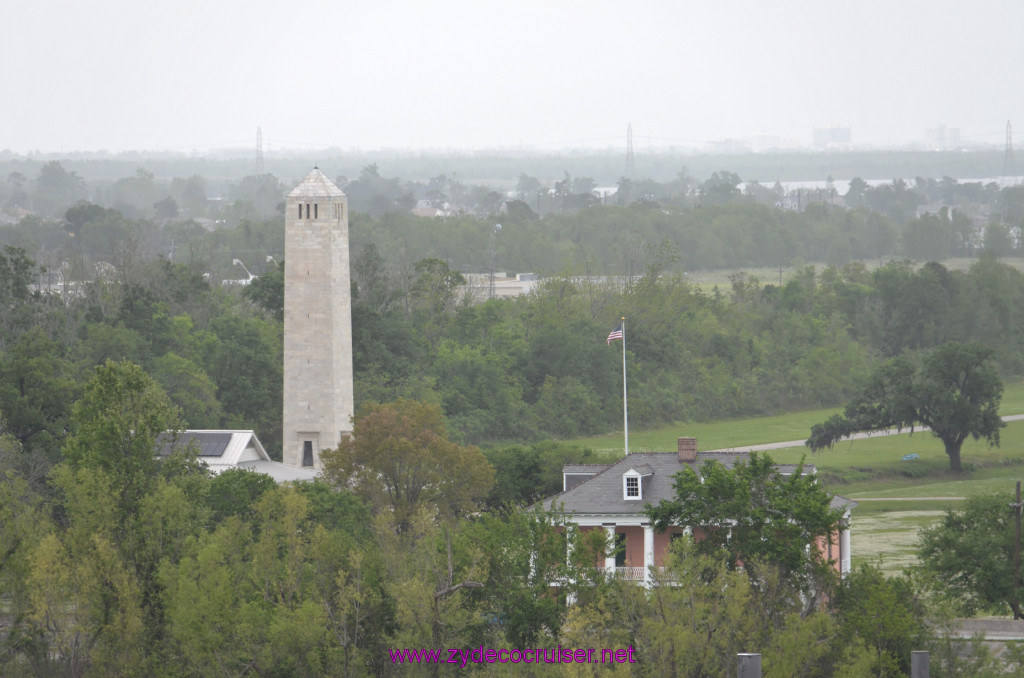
[623,464,654,500]
[563,464,609,491]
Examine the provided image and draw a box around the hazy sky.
[4,0,1022,154]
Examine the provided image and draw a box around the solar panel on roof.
[178,431,233,456]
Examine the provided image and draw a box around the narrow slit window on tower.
[314,203,318,219]
[305,204,310,219]
[302,440,313,467]
[298,203,302,219]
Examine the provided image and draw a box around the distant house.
[158,430,319,483]
[537,437,854,587]
[412,200,450,218]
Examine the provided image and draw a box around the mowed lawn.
[567,381,1024,575]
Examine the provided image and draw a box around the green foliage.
[808,341,1004,471]
[63,359,182,510]
[241,259,283,321]
[321,399,495,529]
[292,480,372,539]
[648,452,842,601]
[832,564,930,674]
[483,441,595,508]
[204,314,282,454]
[205,467,278,525]
[610,535,878,677]
[919,490,1024,618]
[150,352,223,429]
[0,327,76,456]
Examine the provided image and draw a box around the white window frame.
[623,471,642,500]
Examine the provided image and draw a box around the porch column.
[565,525,573,564]
[566,525,576,605]
[643,524,655,587]
[840,520,852,576]
[604,524,616,576]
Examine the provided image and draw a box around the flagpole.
[621,316,628,455]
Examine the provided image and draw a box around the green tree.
[153,195,179,219]
[808,341,1004,472]
[241,259,283,320]
[408,257,467,318]
[0,327,75,456]
[0,464,55,672]
[151,352,224,429]
[321,399,494,530]
[0,245,43,344]
[35,161,87,217]
[229,174,285,217]
[205,466,278,525]
[628,535,861,677]
[647,452,842,602]
[832,564,930,674]
[63,359,182,511]
[160,485,376,676]
[919,490,1024,619]
[700,171,742,205]
[204,314,282,452]
[64,201,112,237]
[483,442,594,509]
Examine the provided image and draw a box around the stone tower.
[282,168,354,469]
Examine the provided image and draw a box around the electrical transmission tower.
[1005,120,1016,178]
[256,127,265,174]
[625,123,636,178]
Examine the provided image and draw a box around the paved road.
[704,413,1024,455]
[853,496,965,501]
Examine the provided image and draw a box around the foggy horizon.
[4,0,1023,155]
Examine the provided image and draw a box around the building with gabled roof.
[158,430,319,483]
[538,437,854,587]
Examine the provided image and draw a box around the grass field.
[567,381,1024,576]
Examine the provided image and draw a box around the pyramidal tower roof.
[288,167,345,198]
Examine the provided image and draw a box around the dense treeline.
[7,219,1024,461]
[0,148,1010,189]
[5,161,1024,286]
[0,367,1008,677]
[7,161,1024,674]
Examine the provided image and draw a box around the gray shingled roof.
[288,168,345,198]
[538,452,844,516]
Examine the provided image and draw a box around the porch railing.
[599,566,646,580]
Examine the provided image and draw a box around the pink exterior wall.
[618,526,644,566]
[561,523,844,575]
[817,533,842,572]
[653,527,685,566]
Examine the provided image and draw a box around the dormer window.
[622,464,653,500]
[625,476,639,497]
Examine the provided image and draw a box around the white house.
[159,430,319,483]
[538,437,854,588]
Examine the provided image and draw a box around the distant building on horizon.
[813,126,852,150]
[926,124,961,150]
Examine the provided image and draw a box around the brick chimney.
[677,437,697,463]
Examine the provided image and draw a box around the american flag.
[606,323,623,345]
